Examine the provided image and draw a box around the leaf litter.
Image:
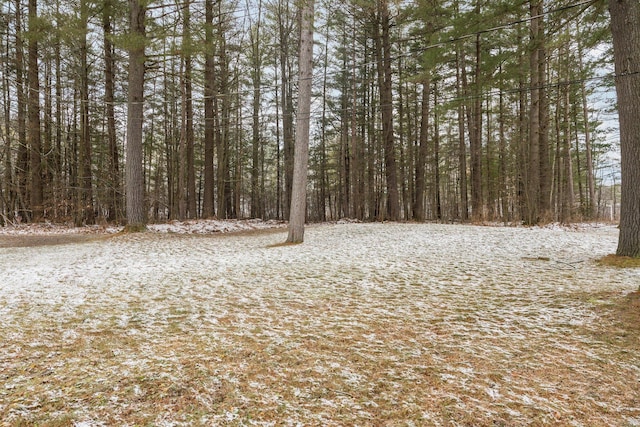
[0,222,639,426]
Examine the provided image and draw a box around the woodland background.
[0,0,620,226]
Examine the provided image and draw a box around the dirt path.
[0,233,112,248]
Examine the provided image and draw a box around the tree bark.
[278,0,294,221]
[53,0,63,219]
[27,0,42,221]
[526,0,542,225]
[78,0,94,226]
[216,9,231,219]
[374,0,399,221]
[250,1,263,219]
[318,19,330,221]
[433,81,442,220]
[14,0,28,221]
[125,0,147,230]
[287,0,314,243]
[104,0,120,222]
[576,30,596,219]
[561,62,574,223]
[2,50,13,221]
[469,33,483,222]
[203,0,215,218]
[43,50,52,217]
[178,2,195,220]
[184,1,196,219]
[538,18,551,222]
[178,57,188,220]
[498,64,509,222]
[610,0,640,257]
[456,47,469,221]
[274,65,282,219]
[414,80,430,222]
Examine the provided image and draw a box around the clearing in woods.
[0,221,639,426]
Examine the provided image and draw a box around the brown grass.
[597,254,640,268]
[591,291,640,350]
[1,224,639,426]
[0,233,111,248]
[3,288,639,426]
[266,240,301,248]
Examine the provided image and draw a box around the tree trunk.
[340,95,350,217]
[469,34,483,222]
[433,81,442,220]
[277,0,294,220]
[163,95,175,220]
[43,51,52,217]
[78,0,94,226]
[2,54,13,221]
[498,65,509,222]
[319,20,330,221]
[14,0,28,221]
[125,0,147,230]
[250,1,263,219]
[538,20,551,222]
[374,0,399,221]
[104,0,120,222]
[576,30,596,219]
[397,59,408,220]
[516,24,528,221]
[414,80,430,222]
[216,13,231,219]
[560,60,574,223]
[54,0,63,220]
[456,48,468,221]
[183,1,196,219]
[203,0,215,218]
[275,65,282,219]
[526,0,542,225]
[233,93,242,218]
[178,57,188,220]
[610,0,640,257]
[353,18,366,220]
[178,2,195,220]
[287,0,314,243]
[27,0,42,221]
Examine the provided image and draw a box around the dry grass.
[1,223,639,426]
[597,254,640,269]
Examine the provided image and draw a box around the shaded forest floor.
[0,222,639,426]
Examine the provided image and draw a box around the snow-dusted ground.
[0,222,639,426]
[0,218,287,236]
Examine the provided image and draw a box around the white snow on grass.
[0,222,638,426]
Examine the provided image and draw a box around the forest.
[0,0,619,227]
[2,2,640,423]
